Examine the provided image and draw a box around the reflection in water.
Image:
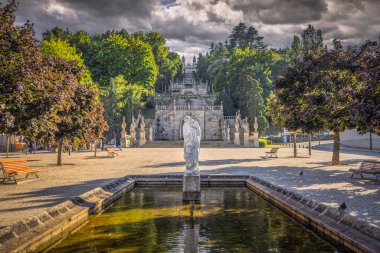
[51,188,339,253]
[185,200,199,253]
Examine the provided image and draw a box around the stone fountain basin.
[0,175,379,253]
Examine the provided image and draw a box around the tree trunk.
[57,140,63,166]
[94,141,97,157]
[6,135,9,158]
[308,134,312,156]
[332,131,340,165]
[293,132,297,158]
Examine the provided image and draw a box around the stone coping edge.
[247,176,380,253]
[0,176,135,253]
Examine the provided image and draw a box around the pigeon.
[299,170,304,176]
[339,201,347,211]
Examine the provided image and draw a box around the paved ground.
[0,143,379,229]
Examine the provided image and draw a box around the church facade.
[154,61,225,141]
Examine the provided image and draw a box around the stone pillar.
[138,116,146,147]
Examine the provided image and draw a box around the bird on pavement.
[339,201,347,211]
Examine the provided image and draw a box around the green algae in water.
[51,187,338,252]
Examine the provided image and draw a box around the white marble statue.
[183,116,201,176]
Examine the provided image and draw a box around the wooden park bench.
[265,148,279,158]
[0,160,40,183]
[105,147,119,158]
[349,160,380,181]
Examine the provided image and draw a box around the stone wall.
[155,108,225,141]
[341,129,380,150]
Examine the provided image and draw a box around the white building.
[341,129,380,150]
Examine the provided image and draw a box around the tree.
[245,26,266,50]
[288,35,303,62]
[228,22,247,50]
[272,40,358,164]
[240,76,268,134]
[301,24,324,53]
[0,0,46,138]
[228,23,266,51]
[102,75,145,143]
[351,41,380,135]
[88,34,158,89]
[133,31,182,93]
[42,26,72,42]
[42,39,93,84]
[41,56,108,165]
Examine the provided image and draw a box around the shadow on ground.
[0,178,119,213]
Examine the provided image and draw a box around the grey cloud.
[207,11,226,23]
[230,0,328,24]
[58,0,156,19]
[8,0,380,58]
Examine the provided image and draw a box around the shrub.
[267,140,272,145]
[259,139,267,148]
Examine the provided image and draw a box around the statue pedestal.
[120,137,127,148]
[252,131,259,148]
[138,130,146,147]
[243,132,249,147]
[183,175,201,201]
[234,132,240,146]
[120,131,128,148]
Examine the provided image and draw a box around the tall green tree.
[240,76,268,134]
[133,31,182,92]
[245,26,266,50]
[88,34,158,89]
[102,75,145,142]
[228,22,247,50]
[42,26,73,42]
[42,39,93,84]
[301,24,324,53]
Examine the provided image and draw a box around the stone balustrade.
[156,105,222,111]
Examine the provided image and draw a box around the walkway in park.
[0,143,379,229]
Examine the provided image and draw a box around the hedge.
[259,139,267,148]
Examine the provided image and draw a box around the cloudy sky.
[9,0,380,59]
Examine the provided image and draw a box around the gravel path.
[0,145,379,228]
